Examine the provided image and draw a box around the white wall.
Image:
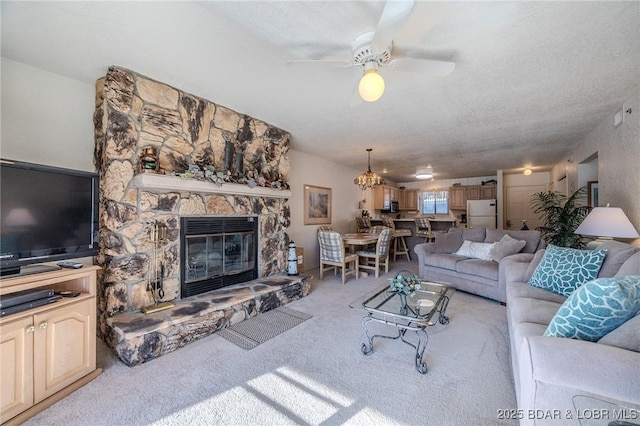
[1,59,96,171]
[551,89,640,246]
[503,171,549,188]
[288,149,363,270]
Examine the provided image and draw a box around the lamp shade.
[575,206,640,238]
[358,69,385,102]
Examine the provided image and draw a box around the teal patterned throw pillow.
[544,275,640,341]
[528,245,607,296]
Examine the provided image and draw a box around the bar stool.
[415,217,435,242]
[355,216,371,233]
[381,218,411,261]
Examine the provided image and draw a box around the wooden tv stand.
[0,265,102,425]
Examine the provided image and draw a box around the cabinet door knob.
[26,325,35,333]
[39,322,48,329]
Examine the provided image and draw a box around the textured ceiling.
[2,1,639,182]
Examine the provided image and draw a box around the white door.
[505,185,546,230]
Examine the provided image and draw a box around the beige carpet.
[23,259,517,425]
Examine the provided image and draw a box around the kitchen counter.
[373,217,457,222]
[370,217,458,256]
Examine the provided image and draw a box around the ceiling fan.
[287,0,456,102]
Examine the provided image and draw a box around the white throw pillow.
[455,240,496,261]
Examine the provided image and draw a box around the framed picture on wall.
[587,181,599,207]
[304,184,332,225]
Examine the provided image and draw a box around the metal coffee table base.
[359,295,451,374]
[360,316,430,374]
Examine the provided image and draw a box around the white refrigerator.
[467,199,497,229]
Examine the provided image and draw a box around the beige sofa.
[505,241,640,425]
[414,227,545,303]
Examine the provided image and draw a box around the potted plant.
[530,187,592,249]
[388,271,421,314]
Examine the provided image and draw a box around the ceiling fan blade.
[286,59,354,68]
[388,58,455,75]
[372,0,415,50]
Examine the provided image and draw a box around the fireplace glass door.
[184,232,255,283]
[180,216,258,298]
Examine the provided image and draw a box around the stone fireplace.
[92,67,304,361]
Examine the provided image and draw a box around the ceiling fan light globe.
[415,165,434,179]
[359,70,385,102]
[415,172,433,180]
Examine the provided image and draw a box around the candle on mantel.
[223,140,234,172]
[235,152,244,176]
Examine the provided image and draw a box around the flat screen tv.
[0,159,99,277]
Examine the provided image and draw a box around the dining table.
[341,233,379,246]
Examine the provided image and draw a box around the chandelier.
[354,148,384,190]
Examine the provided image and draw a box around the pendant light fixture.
[354,148,384,190]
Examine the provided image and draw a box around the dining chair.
[318,230,359,285]
[380,218,412,261]
[357,228,393,278]
[415,217,435,242]
[368,225,388,235]
[355,217,372,233]
[317,225,333,231]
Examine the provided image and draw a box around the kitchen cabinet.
[390,188,398,203]
[399,189,418,211]
[449,184,497,210]
[373,186,386,209]
[480,185,496,200]
[373,185,400,210]
[0,266,101,425]
[466,186,481,200]
[449,186,467,210]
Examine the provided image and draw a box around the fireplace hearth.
[180,216,258,298]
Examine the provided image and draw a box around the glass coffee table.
[349,280,455,374]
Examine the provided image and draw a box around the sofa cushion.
[507,280,568,304]
[524,249,546,282]
[455,240,496,260]
[598,313,640,352]
[509,296,563,326]
[597,241,639,278]
[528,245,607,296]
[544,275,640,341]
[434,230,463,253]
[616,251,640,277]
[491,234,527,262]
[461,227,486,242]
[456,259,499,281]
[423,253,467,271]
[485,228,541,254]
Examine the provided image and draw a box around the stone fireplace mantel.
[132,174,292,199]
